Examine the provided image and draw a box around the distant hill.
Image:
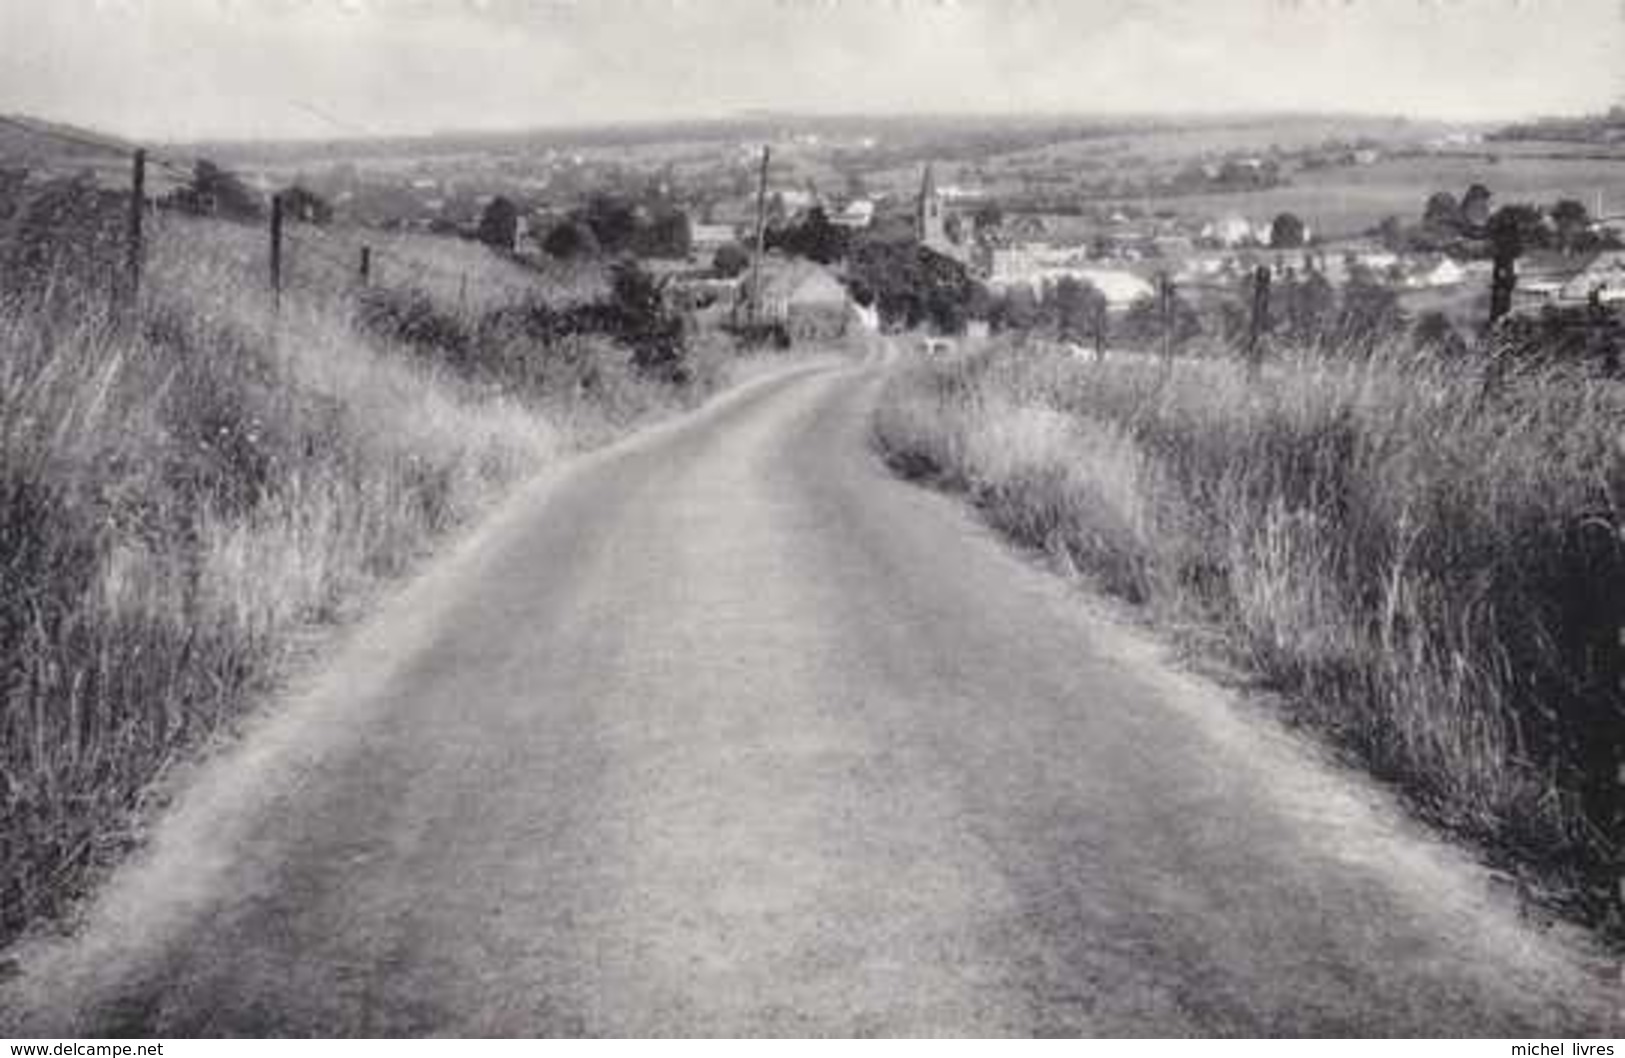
[1492,108,1625,146]
[0,113,138,163]
[0,114,179,192]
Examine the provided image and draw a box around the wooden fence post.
[124,148,146,314]
[1488,240,1517,327]
[1159,272,1174,367]
[1569,513,1625,921]
[1248,265,1271,377]
[269,193,284,330]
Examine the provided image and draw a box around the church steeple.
[918,162,948,253]
[920,162,938,204]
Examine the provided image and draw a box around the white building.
[1202,214,1266,248]
[989,267,1154,309]
[832,199,875,230]
[1559,250,1625,303]
[690,223,738,250]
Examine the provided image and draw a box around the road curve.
[3,349,1614,1036]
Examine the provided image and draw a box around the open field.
[1111,151,1625,237]
[0,209,731,948]
[860,114,1451,191]
[873,342,1625,918]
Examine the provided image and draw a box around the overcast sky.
[2,0,1621,141]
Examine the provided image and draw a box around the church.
[916,163,973,266]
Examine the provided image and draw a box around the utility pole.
[124,148,146,315]
[748,145,771,327]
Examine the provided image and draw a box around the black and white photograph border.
[0,0,1623,1040]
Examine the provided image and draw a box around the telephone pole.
[748,145,771,327]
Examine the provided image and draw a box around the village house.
[756,262,853,341]
[689,222,739,266]
[831,198,875,230]
[1516,250,1591,306]
[988,264,1153,309]
[1559,250,1625,304]
[1405,256,1466,289]
[1201,214,1267,248]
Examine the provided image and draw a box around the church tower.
[917,163,966,263]
[918,163,945,248]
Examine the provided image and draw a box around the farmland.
[1136,150,1625,238]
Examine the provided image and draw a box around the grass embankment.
[0,210,731,946]
[875,342,1625,914]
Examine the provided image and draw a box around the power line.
[290,101,380,140]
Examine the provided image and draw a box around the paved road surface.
[3,350,1614,1036]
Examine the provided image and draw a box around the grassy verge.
[0,210,735,947]
[874,341,1625,920]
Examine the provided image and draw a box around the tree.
[280,185,332,225]
[768,206,847,265]
[542,219,600,259]
[847,238,976,335]
[171,159,264,222]
[1373,214,1406,252]
[584,194,639,254]
[711,243,750,278]
[989,284,1042,333]
[1047,276,1108,344]
[1422,190,1462,232]
[1461,184,1493,231]
[477,196,520,252]
[1488,203,1549,258]
[972,202,1004,237]
[634,208,692,259]
[1551,198,1592,254]
[607,260,685,376]
[1269,212,1307,249]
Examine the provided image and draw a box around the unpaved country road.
[3,349,1615,1037]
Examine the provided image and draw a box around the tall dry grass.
[875,341,1625,914]
[0,210,720,945]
